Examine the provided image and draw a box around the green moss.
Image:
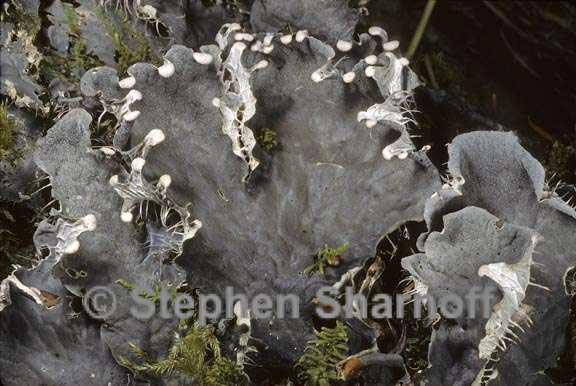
[115,278,136,290]
[0,103,20,162]
[205,357,250,386]
[304,243,349,275]
[256,128,280,152]
[115,279,173,303]
[94,6,161,74]
[64,4,103,74]
[296,321,349,386]
[120,321,249,385]
[39,4,102,83]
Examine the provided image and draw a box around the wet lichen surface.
[0,1,575,385]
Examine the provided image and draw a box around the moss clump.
[205,357,251,386]
[94,6,161,74]
[256,128,280,152]
[545,141,576,184]
[120,320,249,385]
[63,4,102,73]
[304,243,349,275]
[296,321,349,386]
[0,103,20,162]
[40,4,102,82]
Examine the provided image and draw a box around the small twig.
[527,116,556,143]
[482,1,530,40]
[500,30,539,78]
[406,0,437,60]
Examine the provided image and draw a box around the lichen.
[1,23,43,109]
[478,242,535,360]
[5,2,575,385]
[0,2,41,39]
[214,25,263,178]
